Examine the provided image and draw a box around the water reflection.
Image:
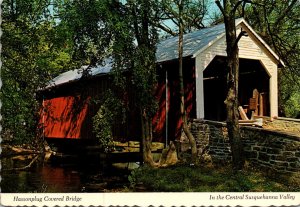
[2,164,82,192]
[1,156,131,193]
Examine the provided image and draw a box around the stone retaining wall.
[190,119,300,173]
[263,117,300,134]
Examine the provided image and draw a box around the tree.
[157,0,209,164]
[54,0,113,66]
[156,0,209,36]
[127,0,160,166]
[56,0,160,166]
[215,0,248,171]
[176,0,197,164]
[1,0,73,145]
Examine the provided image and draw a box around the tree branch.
[3,155,40,171]
[131,4,141,45]
[165,11,179,27]
[232,1,244,14]
[262,4,280,56]
[274,0,298,26]
[154,21,178,36]
[241,1,246,17]
[215,0,225,17]
[162,0,180,21]
[234,29,247,49]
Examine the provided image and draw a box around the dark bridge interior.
[203,56,270,121]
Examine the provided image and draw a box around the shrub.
[92,90,126,152]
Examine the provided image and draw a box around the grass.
[129,164,300,192]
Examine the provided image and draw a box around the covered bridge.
[39,18,282,147]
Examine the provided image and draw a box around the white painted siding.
[195,24,278,119]
[195,56,205,119]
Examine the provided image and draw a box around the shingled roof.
[46,58,113,89]
[155,21,225,62]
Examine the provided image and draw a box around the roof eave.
[38,72,109,92]
[192,18,285,67]
[239,19,285,67]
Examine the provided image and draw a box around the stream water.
[1,155,133,193]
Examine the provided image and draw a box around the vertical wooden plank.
[259,93,264,116]
[195,55,205,119]
[252,89,259,116]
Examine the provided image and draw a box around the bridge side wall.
[189,119,300,173]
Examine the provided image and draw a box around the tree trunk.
[140,108,157,167]
[224,52,244,170]
[178,0,197,164]
[222,1,244,171]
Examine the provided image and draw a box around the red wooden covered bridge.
[38,18,282,151]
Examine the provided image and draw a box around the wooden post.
[252,89,259,116]
[259,93,264,116]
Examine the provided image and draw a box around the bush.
[92,90,126,152]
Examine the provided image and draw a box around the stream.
[1,154,134,193]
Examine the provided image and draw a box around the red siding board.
[41,96,90,139]
[152,58,196,142]
[40,58,196,143]
[152,81,168,142]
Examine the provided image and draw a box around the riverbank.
[2,143,299,193]
[1,144,132,193]
[1,144,42,157]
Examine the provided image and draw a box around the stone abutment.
[186,119,300,173]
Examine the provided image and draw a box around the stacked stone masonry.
[263,117,300,134]
[190,119,300,173]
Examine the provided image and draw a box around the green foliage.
[57,0,160,116]
[54,0,113,65]
[244,0,300,118]
[131,165,300,192]
[245,0,300,67]
[278,71,300,118]
[128,169,138,188]
[1,0,74,144]
[92,90,126,152]
[284,93,300,118]
[59,0,160,161]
